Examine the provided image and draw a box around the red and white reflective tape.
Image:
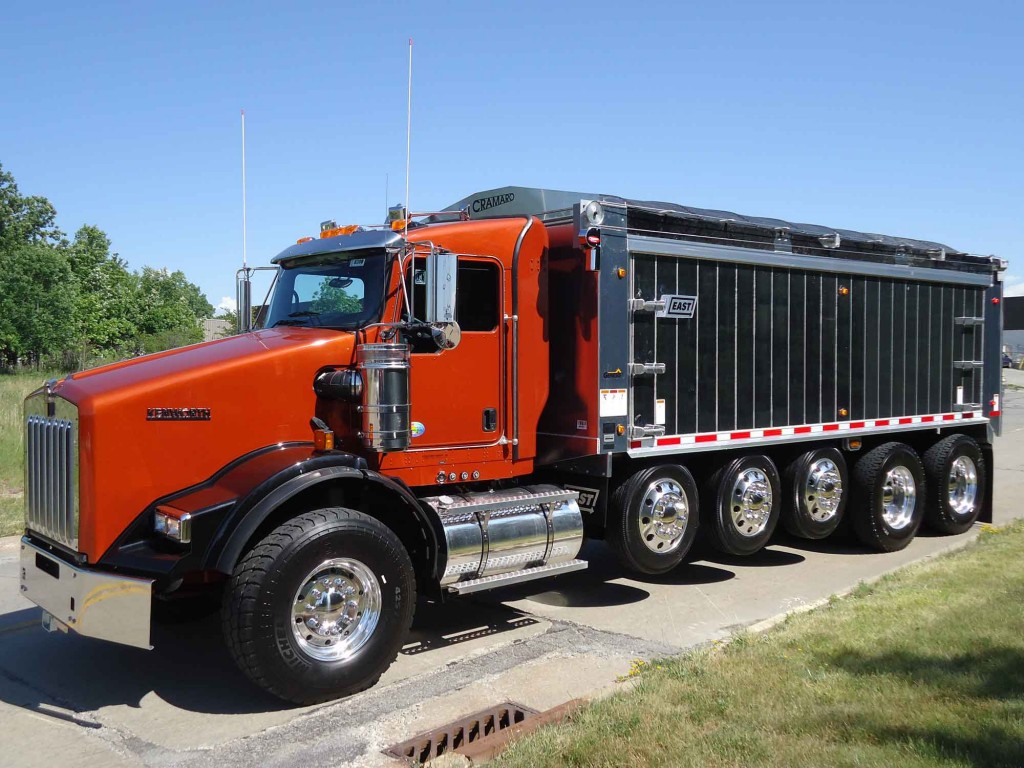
[629,410,985,452]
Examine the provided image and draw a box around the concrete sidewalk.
[0,391,1021,768]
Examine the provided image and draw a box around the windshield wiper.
[272,310,321,328]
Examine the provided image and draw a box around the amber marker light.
[297,236,314,244]
[313,429,335,451]
[839,286,849,296]
[616,268,627,279]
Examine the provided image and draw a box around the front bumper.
[20,537,153,649]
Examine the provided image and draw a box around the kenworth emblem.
[147,407,211,421]
[656,294,697,319]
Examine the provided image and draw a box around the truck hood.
[51,328,357,561]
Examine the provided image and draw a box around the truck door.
[407,256,505,449]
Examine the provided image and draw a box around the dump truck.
[19,186,1005,704]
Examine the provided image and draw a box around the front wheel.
[222,508,416,705]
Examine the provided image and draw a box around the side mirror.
[430,321,461,351]
[424,252,458,323]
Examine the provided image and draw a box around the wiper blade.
[272,319,311,327]
[288,310,321,317]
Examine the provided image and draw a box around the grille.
[25,409,79,550]
[384,702,536,765]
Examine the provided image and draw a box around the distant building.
[203,318,232,341]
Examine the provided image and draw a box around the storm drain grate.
[384,701,537,764]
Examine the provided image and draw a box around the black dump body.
[444,187,1003,463]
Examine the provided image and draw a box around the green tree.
[136,267,213,351]
[68,225,140,351]
[0,242,78,366]
[0,163,63,247]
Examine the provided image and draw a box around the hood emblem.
[147,407,211,421]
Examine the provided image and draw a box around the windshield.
[262,250,389,330]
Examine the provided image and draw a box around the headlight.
[154,508,192,543]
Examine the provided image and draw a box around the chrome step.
[446,559,588,595]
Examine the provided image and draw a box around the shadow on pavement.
[476,540,736,609]
[0,606,286,716]
[401,599,540,656]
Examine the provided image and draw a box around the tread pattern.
[222,508,415,704]
[851,442,925,552]
[922,434,986,535]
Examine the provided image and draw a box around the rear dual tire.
[607,464,700,575]
[851,442,925,552]
[781,448,848,540]
[922,434,985,534]
[705,455,782,556]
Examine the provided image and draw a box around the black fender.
[99,443,445,592]
[207,456,444,582]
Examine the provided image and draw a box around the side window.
[455,261,499,331]
[404,258,500,351]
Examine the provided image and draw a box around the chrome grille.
[24,393,79,551]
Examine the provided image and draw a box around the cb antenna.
[241,108,247,271]
[404,38,413,237]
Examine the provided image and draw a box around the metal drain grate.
[384,701,537,764]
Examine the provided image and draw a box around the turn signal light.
[313,429,335,451]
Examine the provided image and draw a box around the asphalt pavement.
[1,378,1023,767]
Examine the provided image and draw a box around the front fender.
[99,443,442,589]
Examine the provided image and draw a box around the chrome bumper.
[20,537,153,650]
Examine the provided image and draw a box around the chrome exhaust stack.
[356,343,411,452]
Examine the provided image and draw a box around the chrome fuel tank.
[422,485,583,587]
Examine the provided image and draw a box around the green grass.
[0,370,58,536]
[494,522,1024,768]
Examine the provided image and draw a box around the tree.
[0,163,63,247]
[136,267,213,351]
[69,225,140,350]
[0,242,78,366]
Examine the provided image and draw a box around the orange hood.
[54,328,357,561]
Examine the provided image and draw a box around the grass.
[0,370,58,536]
[494,522,1024,768]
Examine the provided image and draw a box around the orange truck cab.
[19,187,1004,704]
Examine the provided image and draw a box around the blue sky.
[2,1,1022,310]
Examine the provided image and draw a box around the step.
[446,559,588,595]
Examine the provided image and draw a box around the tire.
[850,442,925,552]
[705,455,781,556]
[781,448,849,540]
[922,434,985,534]
[607,464,699,575]
[222,508,416,705]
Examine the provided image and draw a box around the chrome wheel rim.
[638,478,690,553]
[291,558,381,662]
[947,456,978,517]
[881,466,917,530]
[730,467,773,537]
[802,458,843,523]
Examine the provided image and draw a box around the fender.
[99,443,444,588]
[208,456,443,578]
